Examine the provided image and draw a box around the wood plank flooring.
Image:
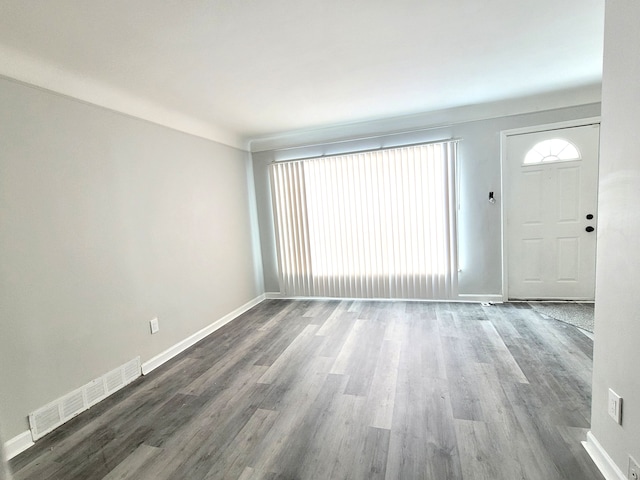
[9,300,604,479]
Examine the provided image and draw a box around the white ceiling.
[0,0,604,148]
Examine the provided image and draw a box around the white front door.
[506,124,600,300]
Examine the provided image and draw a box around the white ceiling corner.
[0,43,245,149]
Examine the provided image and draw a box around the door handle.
[586,226,595,232]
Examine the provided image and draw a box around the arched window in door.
[523,138,581,165]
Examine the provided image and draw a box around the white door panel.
[506,124,599,300]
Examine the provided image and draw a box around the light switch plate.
[608,388,622,424]
[629,455,639,480]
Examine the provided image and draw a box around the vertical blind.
[269,141,458,299]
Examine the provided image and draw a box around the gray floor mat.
[528,302,595,333]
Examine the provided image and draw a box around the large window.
[269,141,458,299]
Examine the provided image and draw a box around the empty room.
[1,1,639,479]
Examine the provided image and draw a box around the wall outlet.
[608,388,622,424]
[629,455,640,480]
[149,317,159,334]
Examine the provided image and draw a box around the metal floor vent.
[28,357,141,441]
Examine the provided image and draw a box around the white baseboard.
[5,430,34,460]
[265,292,284,299]
[141,294,266,375]
[456,294,504,303]
[265,292,503,303]
[582,431,626,480]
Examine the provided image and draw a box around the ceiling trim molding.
[247,84,602,153]
[0,45,246,151]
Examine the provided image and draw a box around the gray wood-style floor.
[9,300,604,480]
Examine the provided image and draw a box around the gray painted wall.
[590,0,640,472]
[0,78,261,439]
[252,104,601,297]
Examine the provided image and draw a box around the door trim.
[499,117,601,302]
